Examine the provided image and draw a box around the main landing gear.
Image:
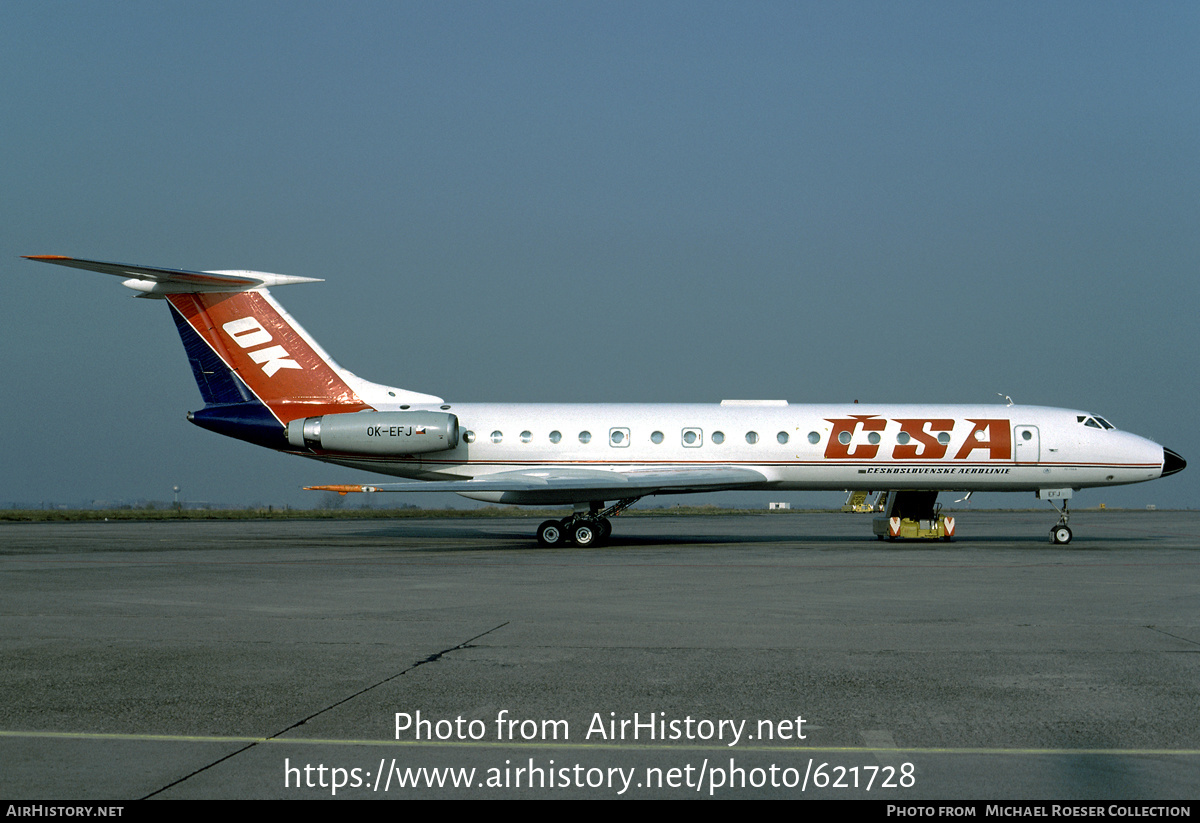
[537,517,610,547]
[536,497,640,547]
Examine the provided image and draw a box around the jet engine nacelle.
[286,411,459,455]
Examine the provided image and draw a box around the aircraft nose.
[1162,448,1187,477]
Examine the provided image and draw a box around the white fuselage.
[311,402,1166,498]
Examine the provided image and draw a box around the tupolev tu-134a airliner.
[26,255,1185,546]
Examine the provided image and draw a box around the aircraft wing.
[307,465,771,504]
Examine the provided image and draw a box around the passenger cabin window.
[609,428,629,447]
[808,432,821,444]
[463,431,476,443]
[491,431,503,444]
[777,432,789,444]
[712,431,725,444]
[520,431,532,443]
[549,430,562,443]
[746,431,759,444]
[579,431,592,444]
[651,431,664,444]
[682,428,702,447]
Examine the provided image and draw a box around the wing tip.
[23,255,73,261]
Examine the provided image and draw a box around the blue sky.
[3,2,1197,510]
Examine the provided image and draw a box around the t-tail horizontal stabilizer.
[22,255,322,295]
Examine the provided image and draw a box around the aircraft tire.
[1050,525,1073,544]
[572,522,598,547]
[597,518,612,543]
[537,520,565,547]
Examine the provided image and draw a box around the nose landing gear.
[1037,489,1076,545]
[1049,500,1072,544]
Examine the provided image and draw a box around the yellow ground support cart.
[871,491,955,541]
[843,490,887,513]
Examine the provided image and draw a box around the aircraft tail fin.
[23,256,442,446]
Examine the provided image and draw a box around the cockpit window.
[1078,414,1115,431]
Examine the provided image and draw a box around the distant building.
[768,502,791,510]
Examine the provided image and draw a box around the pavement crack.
[140,621,510,799]
[1144,625,1200,647]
